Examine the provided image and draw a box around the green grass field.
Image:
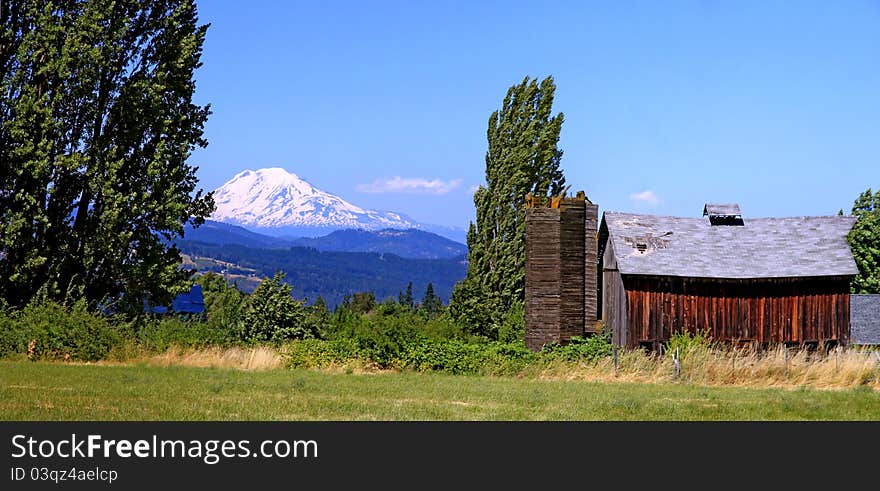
[1,360,879,420]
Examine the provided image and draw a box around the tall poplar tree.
[0,0,213,311]
[450,76,566,336]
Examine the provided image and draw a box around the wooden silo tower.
[524,191,599,351]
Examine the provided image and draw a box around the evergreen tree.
[403,282,414,308]
[421,282,442,315]
[350,291,376,314]
[312,295,328,313]
[450,76,566,336]
[848,188,880,293]
[0,1,213,311]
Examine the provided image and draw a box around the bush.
[242,272,316,342]
[285,338,359,369]
[663,329,714,362]
[0,300,123,361]
[542,330,614,362]
[134,316,233,352]
[196,272,245,340]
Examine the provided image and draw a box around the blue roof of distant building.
[147,285,205,314]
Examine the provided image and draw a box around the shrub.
[134,316,233,352]
[242,272,316,342]
[0,300,123,361]
[663,329,714,362]
[285,338,359,369]
[542,330,614,362]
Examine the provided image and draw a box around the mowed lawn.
[1,360,879,420]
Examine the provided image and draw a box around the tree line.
[1,2,878,345]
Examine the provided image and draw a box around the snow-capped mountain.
[211,167,465,240]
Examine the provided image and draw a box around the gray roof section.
[851,295,880,345]
[703,203,741,216]
[602,211,858,279]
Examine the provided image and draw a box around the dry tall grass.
[129,346,284,371]
[534,345,880,391]
[99,342,880,391]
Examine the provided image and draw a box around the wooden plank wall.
[525,208,562,351]
[525,198,591,351]
[622,275,851,349]
[584,203,599,332]
[601,240,628,347]
[559,202,586,341]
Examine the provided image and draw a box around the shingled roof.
[851,295,880,345]
[601,212,858,279]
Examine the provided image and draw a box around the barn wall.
[622,275,852,349]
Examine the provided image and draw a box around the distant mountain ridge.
[292,228,466,259]
[183,221,467,259]
[183,220,294,249]
[210,167,465,241]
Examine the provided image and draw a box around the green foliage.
[343,291,376,315]
[285,338,359,369]
[847,188,880,293]
[133,316,231,352]
[398,282,414,309]
[451,75,566,336]
[542,331,614,362]
[421,282,443,315]
[0,1,214,312]
[447,276,499,338]
[496,300,525,343]
[195,272,245,340]
[0,300,123,361]
[242,273,315,342]
[663,330,714,362]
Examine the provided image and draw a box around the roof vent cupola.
[703,203,744,226]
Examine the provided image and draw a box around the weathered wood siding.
[525,208,562,351]
[619,275,851,349]
[601,240,628,346]
[525,198,594,351]
[584,203,599,332]
[559,203,586,341]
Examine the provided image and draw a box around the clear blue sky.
[191,0,879,229]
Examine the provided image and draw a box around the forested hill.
[291,229,467,259]
[176,241,467,308]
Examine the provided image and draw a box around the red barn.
[598,204,858,349]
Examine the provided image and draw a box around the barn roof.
[601,211,858,279]
[851,295,880,345]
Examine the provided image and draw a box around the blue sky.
[191,0,879,229]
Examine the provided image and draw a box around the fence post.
[612,345,618,377]
[783,346,788,376]
[673,347,681,380]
